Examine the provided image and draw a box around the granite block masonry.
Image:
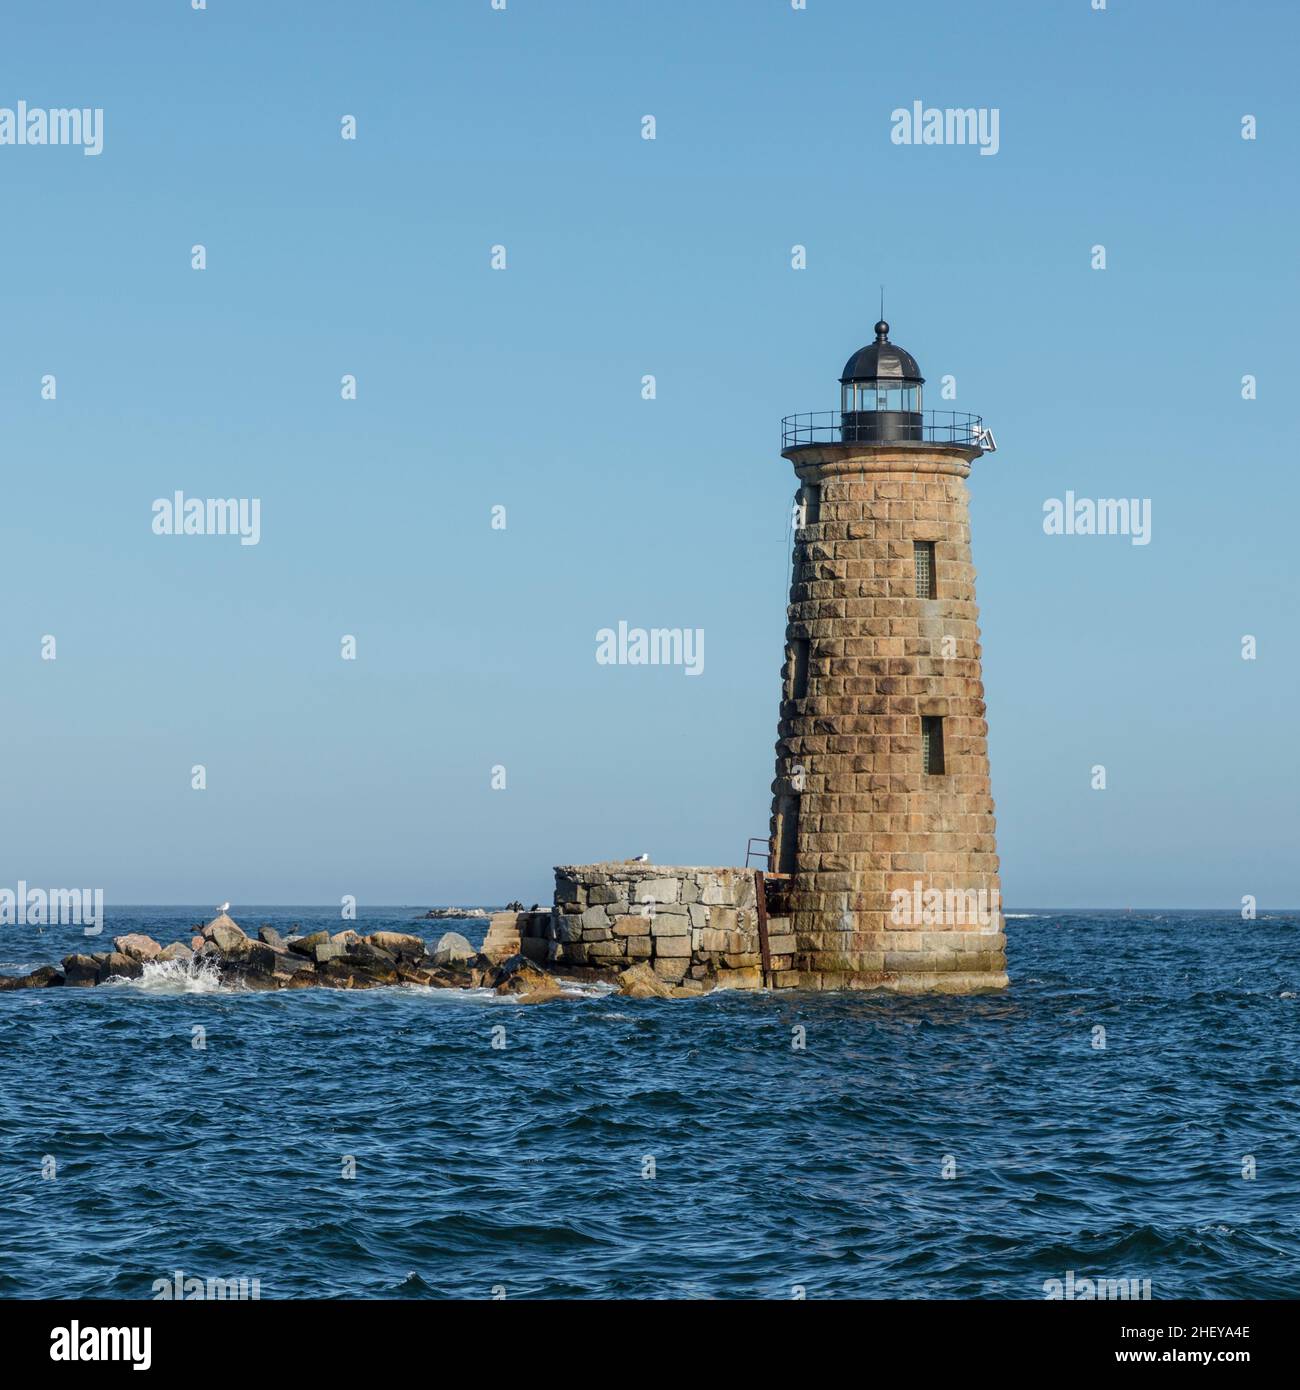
[767,321,1008,993]
[518,866,784,990]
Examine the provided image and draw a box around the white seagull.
[219,901,231,913]
[632,854,649,863]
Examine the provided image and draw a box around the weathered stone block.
[708,907,738,933]
[654,936,691,958]
[580,906,609,933]
[612,916,650,937]
[633,879,680,905]
[649,916,689,937]
[713,967,762,991]
[652,957,689,983]
[585,940,627,959]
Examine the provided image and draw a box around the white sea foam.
[1003,913,1040,919]
[103,955,231,995]
[394,983,498,1004]
[554,977,616,999]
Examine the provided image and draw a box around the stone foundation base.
[531,865,1007,994]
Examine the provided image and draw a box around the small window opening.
[801,484,821,526]
[914,541,936,598]
[921,715,945,775]
[790,638,810,700]
[776,793,801,875]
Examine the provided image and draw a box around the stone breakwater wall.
[516,865,794,990]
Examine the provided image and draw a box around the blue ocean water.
[0,908,1296,1300]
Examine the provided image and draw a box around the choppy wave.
[103,954,231,994]
[2,907,1298,1298]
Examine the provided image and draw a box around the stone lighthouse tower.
[769,321,1007,993]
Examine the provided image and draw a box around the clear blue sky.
[1,1,1296,907]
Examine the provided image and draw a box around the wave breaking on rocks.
[0,911,703,1003]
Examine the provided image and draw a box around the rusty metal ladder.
[753,869,772,989]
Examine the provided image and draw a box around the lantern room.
[839,320,924,443]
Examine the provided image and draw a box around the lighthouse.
[769,321,1007,992]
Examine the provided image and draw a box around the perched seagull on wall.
[632,854,650,863]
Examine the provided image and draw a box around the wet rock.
[158,942,194,963]
[270,950,313,975]
[240,973,282,992]
[0,966,64,990]
[61,954,100,987]
[242,943,283,975]
[338,942,400,983]
[310,940,346,964]
[113,934,162,962]
[289,931,330,957]
[319,958,387,988]
[258,926,287,950]
[202,914,249,954]
[395,963,443,986]
[366,931,427,960]
[96,951,142,981]
[616,962,674,999]
[191,935,204,951]
[431,932,475,968]
[670,979,712,998]
[491,954,562,1001]
[347,941,398,969]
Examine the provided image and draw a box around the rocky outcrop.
[2,906,731,1003]
[431,931,475,967]
[114,934,163,962]
[0,964,65,990]
[367,931,426,958]
[202,913,249,954]
[616,962,673,999]
[490,954,563,1002]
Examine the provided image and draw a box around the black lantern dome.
[839,321,924,443]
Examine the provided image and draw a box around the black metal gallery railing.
[781,410,986,448]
